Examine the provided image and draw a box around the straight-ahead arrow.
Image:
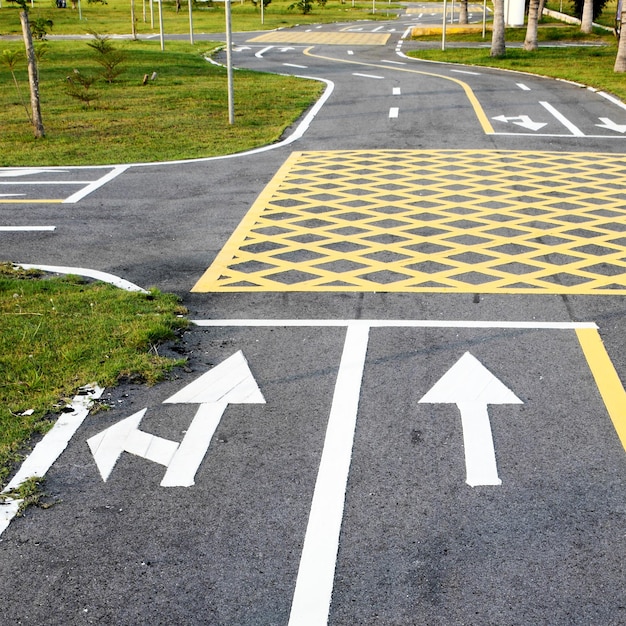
[492,114,547,131]
[596,117,626,133]
[419,352,523,487]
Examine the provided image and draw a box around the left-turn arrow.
[87,408,179,482]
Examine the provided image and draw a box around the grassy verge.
[0,38,325,166]
[0,263,188,487]
[408,26,625,103]
[0,0,399,37]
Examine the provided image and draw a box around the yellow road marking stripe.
[301,47,494,134]
[576,327,626,451]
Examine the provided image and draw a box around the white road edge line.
[0,384,104,537]
[539,101,585,136]
[288,324,369,626]
[191,319,598,329]
[352,72,385,79]
[16,264,148,293]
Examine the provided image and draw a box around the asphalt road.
[1,5,626,624]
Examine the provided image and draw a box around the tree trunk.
[131,0,137,39]
[580,0,593,33]
[19,9,44,139]
[615,6,626,71]
[490,0,506,56]
[524,0,540,50]
[459,0,468,24]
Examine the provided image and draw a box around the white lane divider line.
[288,324,370,626]
[517,83,531,91]
[393,87,401,95]
[540,101,585,137]
[389,107,399,118]
[0,226,55,232]
[63,165,129,204]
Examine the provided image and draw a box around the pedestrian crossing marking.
[192,150,626,294]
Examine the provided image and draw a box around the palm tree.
[580,0,594,33]
[490,0,506,56]
[524,0,540,50]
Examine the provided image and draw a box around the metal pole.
[442,0,447,50]
[482,0,486,37]
[158,0,164,50]
[188,0,194,44]
[225,0,234,124]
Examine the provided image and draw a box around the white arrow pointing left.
[87,408,179,482]
[419,352,522,487]
[492,114,547,131]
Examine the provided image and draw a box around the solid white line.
[389,107,399,118]
[0,385,104,536]
[353,72,385,79]
[63,165,129,204]
[191,319,598,329]
[17,264,148,293]
[450,69,481,75]
[540,101,584,136]
[381,59,406,65]
[0,226,56,231]
[288,324,369,626]
[283,63,308,69]
[516,83,531,91]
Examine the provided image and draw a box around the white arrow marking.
[596,117,626,133]
[279,47,295,52]
[419,352,522,487]
[87,409,179,481]
[87,351,265,486]
[255,45,273,58]
[492,114,547,131]
[161,350,265,487]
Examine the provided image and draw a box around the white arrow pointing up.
[419,352,522,487]
[596,117,626,133]
[492,114,547,131]
[87,351,265,486]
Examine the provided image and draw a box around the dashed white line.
[353,72,385,79]
[517,83,531,91]
[389,107,399,118]
[0,226,56,231]
[283,63,308,69]
[393,87,401,95]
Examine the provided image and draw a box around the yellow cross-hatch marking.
[247,31,390,45]
[192,150,626,294]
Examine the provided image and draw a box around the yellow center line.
[576,327,626,451]
[302,46,494,135]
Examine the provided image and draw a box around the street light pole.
[225,0,234,124]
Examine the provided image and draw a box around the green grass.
[0,0,399,37]
[0,38,325,165]
[0,264,188,487]
[408,25,626,103]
